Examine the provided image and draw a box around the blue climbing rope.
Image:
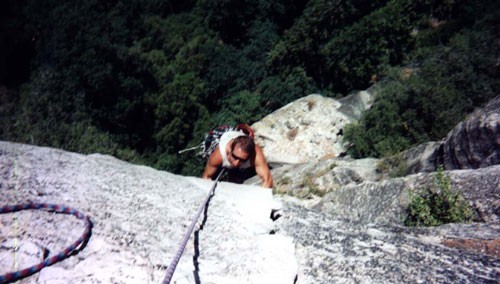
[1,175,223,284]
[0,203,92,284]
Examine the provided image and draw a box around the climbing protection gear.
[200,124,237,159]
[178,124,255,158]
[0,203,92,284]
[162,168,226,284]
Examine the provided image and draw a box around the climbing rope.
[162,169,226,284]
[0,203,92,284]
[0,174,222,283]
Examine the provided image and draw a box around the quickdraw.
[0,203,92,284]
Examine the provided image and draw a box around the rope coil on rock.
[1,176,222,283]
[0,203,92,284]
[162,169,226,284]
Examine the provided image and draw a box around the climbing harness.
[0,203,92,284]
[162,168,226,284]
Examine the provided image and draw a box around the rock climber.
[202,129,273,188]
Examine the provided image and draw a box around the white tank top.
[219,131,252,169]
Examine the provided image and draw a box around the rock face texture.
[249,94,500,283]
[247,156,380,199]
[277,199,500,284]
[0,142,295,284]
[1,93,499,284]
[400,141,442,174]
[442,95,500,170]
[313,165,500,224]
[251,90,374,164]
[261,145,500,284]
[403,95,500,174]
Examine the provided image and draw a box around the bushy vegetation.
[404,167,474,227]
[1,0,499,175]
[345,2,500,158]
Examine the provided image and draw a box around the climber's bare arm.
[202,147,222,180]
[254,145,273,188]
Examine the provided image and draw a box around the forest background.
[1,0,499,176]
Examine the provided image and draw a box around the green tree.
[267,0,389,90]
[2,0,498,178]
[345,6,500,159]
[213,90,263,126]
[258,67,317,112]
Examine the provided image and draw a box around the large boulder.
[402,95,500,174]
[442,95,500,170]
[0,141,296,283]
[251,90,374,164]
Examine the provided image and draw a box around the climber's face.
[228,144,249,168]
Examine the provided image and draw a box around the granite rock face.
[0,142,295,284]
[400,142,442,174]
[261,153,499,226]
[249,94,500,283]
[247,156,380,199]
[251,90,374,164]
[442,95,500,170]
[312,165,500,224]
[276,199,500,284]
[247,148,500,283]
[1,93,499,284]
[403,95,500,174]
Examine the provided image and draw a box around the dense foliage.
[345,3,500,158]
[1,0,498,175]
